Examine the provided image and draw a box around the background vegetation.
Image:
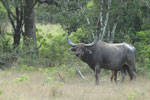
[0,0,149,72]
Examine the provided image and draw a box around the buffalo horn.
[84,35,98,47]
[66,33,77,47]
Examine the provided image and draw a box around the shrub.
[135,30,150,69]
[14,74,30,83]
[0,90,4,95]
[127,92,138,100]
[36,25,91,66]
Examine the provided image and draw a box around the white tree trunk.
[101,0,111,40]
[110,22,117,43]
[78,1,95,38]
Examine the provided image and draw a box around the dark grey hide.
[67,34,136,85]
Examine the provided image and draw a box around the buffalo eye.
[70,48,76,52]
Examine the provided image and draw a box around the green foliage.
[127,92,138,100]
[44,76,52,83]
[141,24,150,30]
[20,65,35,71]
[38,32,69,65]
[135,30,150,71]
[0,2,7,20]
[137,30,150,44]
[14,74,30,83]
[11,64,35,72]
[0,23,15,68]
[44,64,76,79]
[24,24,91,67]
[87,0,94,8]
[0,90,4,95]
[69,28,93,43]
[0,32,13,53]
[36,24,82,66]
[35,0,88,33]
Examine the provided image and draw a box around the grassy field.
[0,67,150,100]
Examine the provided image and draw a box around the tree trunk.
[13,7,23,48]
[13,31,21,48]
[24,0,36,43]
[101,0,111,40]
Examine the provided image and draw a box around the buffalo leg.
[120,65,128,83]
[128,65,136,81]
[111,71,117,83]
[111,71,114,82]
[127,55,136,81]
[126,66,132,80]
[120,69,126,83]
[114,71,117,82]
[95,65,100,85]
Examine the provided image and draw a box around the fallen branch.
[77,69,88,81]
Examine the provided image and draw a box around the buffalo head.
[67,33,98,57]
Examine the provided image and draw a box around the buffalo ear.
[86,48,92,54]
[70,48,76,52]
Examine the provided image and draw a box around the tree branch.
[7,11,16,32]
[1,0,17,20]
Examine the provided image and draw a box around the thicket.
[0,0,150,75]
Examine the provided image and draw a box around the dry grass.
[0,69,150,100]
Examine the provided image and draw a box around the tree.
[35,0,129,42]
[0,0,24,48]
[0,0,55,49]
[23,0,36,46]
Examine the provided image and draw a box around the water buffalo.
[67,33,136,85]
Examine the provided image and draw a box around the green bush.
[127,92,138,100]
[0,24,14,68]
[135,30,150,70]
[36,25,91,66]
[0,2,7,20]
[14,74,30,83]
[0,23,94,71]
[0,90,4,95]
[19,65,35,71]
